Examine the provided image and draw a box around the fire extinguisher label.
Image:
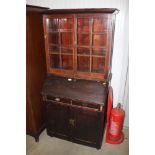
[109,121,120,135]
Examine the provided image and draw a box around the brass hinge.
[100,105,103,111]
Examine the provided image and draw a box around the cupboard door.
[43,13,113,81]
[44,15,74,74]
[71,107,101,144]
[75,14,108,77]
[45,102,70,137]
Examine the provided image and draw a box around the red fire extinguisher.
[106,86,125,144]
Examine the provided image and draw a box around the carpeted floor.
[27,128,129,155]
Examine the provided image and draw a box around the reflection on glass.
[50,54,60,69]
[60,18,73,30]
[48,32,59,44]
[48,18,59,30]
[49,45,59,53]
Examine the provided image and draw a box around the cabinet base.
[46,129,102,149]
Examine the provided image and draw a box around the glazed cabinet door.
[75,14,111,80]
[45,101,70,138]
[43,13,113,81]
[71,107,102,146]
[43,15,75,77]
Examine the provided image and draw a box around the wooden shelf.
[49,44,73,49]
[77,54,105,57]
[48,30,73,33]
[77,31,107,35]
[76,45,107,49]
[49,52,73,55]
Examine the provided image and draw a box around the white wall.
[26,0,129,126]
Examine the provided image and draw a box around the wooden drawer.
[46,95,71,104]
[72,100,100,110]
[44,95,104,111]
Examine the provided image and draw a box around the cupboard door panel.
[45,102,70,136]
[72,107,100,144]
[45,16,75,72]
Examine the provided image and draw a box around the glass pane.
[77,34,90,46]
[61,55,73,70]
[49,45,59,53]
[92,57,105,73]
[48,18,59,30]
[93,18,107,32]
[50,54,60,69]
[48,32,59,44]
[61,48,73,54]
[77,47,90,55]
[77,18,89,32]
[93,34,107,46]
[77,56,90,72]
[92,48,106,56]
[60,18,73,30]
[61,32,73,47]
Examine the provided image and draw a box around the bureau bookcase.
[42,8,118,149]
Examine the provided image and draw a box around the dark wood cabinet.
[26,5,49,141]
[42,75,108,149]
[41,8,118,149]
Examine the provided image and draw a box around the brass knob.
[55,97,60,102]
[69,119,75,127]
